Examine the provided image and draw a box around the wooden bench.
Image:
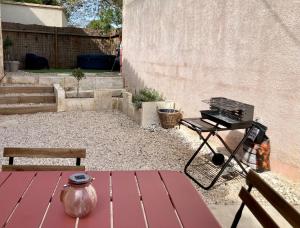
[232,170,300,228]
[2,147,86,171]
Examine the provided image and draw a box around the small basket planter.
[158,109,182,129]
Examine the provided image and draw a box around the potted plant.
[3,36,19,72]
[132,88,164,109]
[3,36,12,71]
[72,68,85,97]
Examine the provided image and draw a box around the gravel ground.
[0,111,299,206]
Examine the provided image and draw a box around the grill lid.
[202,97,254,112]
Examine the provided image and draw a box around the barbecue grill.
[201,97,254,129]
[180,97,256,190]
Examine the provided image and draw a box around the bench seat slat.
[247,171,300,227]
[3,148,86,158]
[239,187,279,228]
[2,165,85,171]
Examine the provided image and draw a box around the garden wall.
[123,0,300,180]
[1,1,67,27]
[2,22,121,69]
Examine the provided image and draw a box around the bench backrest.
[232,170,300,227]
[2,147,86,171]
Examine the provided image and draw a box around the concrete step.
[0,103,57,115]
[0,85,54,94]
[0,93,56,104]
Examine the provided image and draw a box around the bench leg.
[9,157,14,165]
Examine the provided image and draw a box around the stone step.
[0,103,57,115]
[0,85,54,94]
[0,93,56,104]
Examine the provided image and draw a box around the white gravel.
[0,111,299,205]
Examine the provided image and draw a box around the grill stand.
[181,118,252,190]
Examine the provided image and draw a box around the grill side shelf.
[180,118,222,132]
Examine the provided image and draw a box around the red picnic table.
[0,171,221,228]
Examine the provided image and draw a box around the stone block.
[80,77,96,90]
[95,77,123,89]
[94,89,113,111]
[125,102,141,124]
[64,77,77,88]
[133,107,142,124]
[54,84,66,112]
[39,76,64,86]
[65,90,94,98]
[112,98,123,110]
[65,98,95,111]
[127,103,135,119]
[121,91,133,114]
[111,89,125,97]
[10,75,36,84]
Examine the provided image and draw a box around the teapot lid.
[68,173,91,185]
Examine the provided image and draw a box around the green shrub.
[3,36,13,50]
[132,88,164,109]
[72,68,85,97]
[3,36,13,60]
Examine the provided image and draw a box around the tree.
[72,68,85,97]
[61,0,122,31]
[87,4,121,32]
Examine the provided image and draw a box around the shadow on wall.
[122,58,145,95]
[123,58,249,156]
[2,22,120,69]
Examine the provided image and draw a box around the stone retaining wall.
[54,84,175,128]
[54,84,119,112]
[2,74,124,90]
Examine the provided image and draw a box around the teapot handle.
[60,184,70,202]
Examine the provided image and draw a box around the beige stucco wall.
[123,0,300,179]
[1,1,67,27]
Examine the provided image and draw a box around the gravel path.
[0,111,299,205]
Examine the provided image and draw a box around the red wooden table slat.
[136,171,181,228]
[41,172,77,228]
[6,172,61,228]
[112,171,147,228]
[160,171,221,228]
[0,172,35,227]
[78,171,111,228]
[0,172,11,187]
